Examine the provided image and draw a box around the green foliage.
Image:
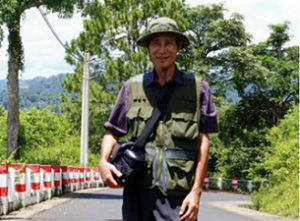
[58,93,111,154]
[18,106,71,150]
[19,136,98,167]
[211,21,299,181]
[267,21,290,57]
[210,94,273,179]
[251,105,299,219]
[17,106,100,166]
[178,3,252,102]
[217,22,299,126]
[0,106,7,160]
[0,106,98,167]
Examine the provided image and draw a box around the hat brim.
[136,31,190,49]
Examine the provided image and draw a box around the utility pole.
[80,52,90,167]
[79,34,126,167]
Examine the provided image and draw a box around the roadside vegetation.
[251,106,299,219]
[0,0,298,218]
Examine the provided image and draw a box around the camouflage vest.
[127,72,201,196]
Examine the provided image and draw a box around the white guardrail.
[0,163,103,215]
[203,174,254,192]
[0,163,255,216]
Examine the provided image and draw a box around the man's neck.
[155,65,175,86]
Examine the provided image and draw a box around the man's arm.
[179,133,210,221]
[98,131,123,188]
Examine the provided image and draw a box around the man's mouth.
[157,57,168,61]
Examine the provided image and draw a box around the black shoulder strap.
[134,107,161,149]
[134,84,176,149]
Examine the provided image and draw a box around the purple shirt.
[104,68,219,137]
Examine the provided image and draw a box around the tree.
[177,3,252,103]
[215,94,273,179]
[0,0,87,157]
[211,22,299,179]
[216,22,299,125]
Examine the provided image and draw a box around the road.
[2,188,296,221]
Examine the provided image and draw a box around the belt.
[145,147,196,160]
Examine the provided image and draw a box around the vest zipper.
[155,121,165,186]
[155,148,164,186]
[159,121,163,140]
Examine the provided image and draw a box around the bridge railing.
[0,163,103,216]
[0,163,265,216]
[204,175,267,192]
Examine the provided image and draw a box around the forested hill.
[0,74,67,110]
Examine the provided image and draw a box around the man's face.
[148,33,180,71]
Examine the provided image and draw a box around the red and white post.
[73,168,79,190]
[52,166,61,196]
[231,176,238,190]
[91,168,100,187]
[26,164,41,203]
[68,167,74,192]
[203,174,209,190]
[85,168,91,189]
[9,164,26,208]
[79,168,84,190]
[61,166,69,194]
[40,165,52,200]
[0,164,8,214]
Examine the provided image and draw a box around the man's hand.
[179,190,201,221]
[179,133,209,220]
[98,159,122,188]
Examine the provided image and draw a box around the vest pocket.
[127,106,154,138]
[170,112,198,140]
[166,158,195,191]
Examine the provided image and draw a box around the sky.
[0,0,299,80]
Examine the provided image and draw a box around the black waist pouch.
[109,141,146,187]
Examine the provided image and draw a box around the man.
[99,17,218,221]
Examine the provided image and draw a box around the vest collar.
[145,65,185,87]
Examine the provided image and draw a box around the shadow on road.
[69,192,123,200]
[104,220,122,221]
[0,218,28,220]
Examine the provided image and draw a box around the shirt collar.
[145,65,185,87]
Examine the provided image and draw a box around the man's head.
[147,33,180,71]
[136,17,189,50]
[137,17,189,71]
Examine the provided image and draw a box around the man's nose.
[158,43,167,53]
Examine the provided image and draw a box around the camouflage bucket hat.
[136,17,190,49]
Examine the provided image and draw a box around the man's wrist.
[191,186,203,196]
[99,158,109,164]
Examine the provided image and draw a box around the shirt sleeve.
[199,80,219,133]
[104,80,130,137]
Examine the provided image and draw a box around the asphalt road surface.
[29,188,260,221]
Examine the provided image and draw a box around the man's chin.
[157,65,172,70]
